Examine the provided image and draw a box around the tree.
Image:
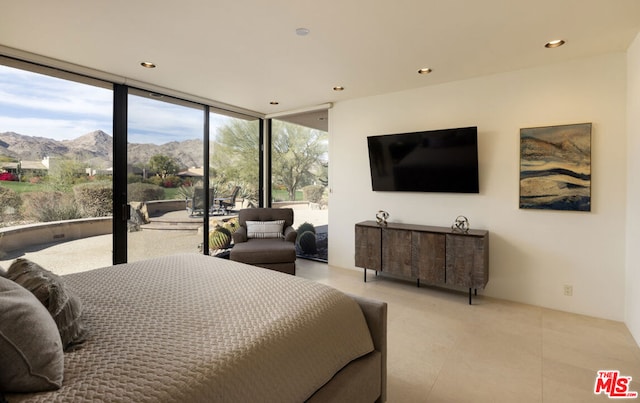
[210,118,328,203]
[148,154,179,179]
[210,119,260,202]
[47,158,88,191]
[271,120,328,201]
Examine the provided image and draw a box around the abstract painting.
[519,123,591,211]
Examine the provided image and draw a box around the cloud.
[128,95,204,144]
[0,64,243,144]
[0,66,112,116]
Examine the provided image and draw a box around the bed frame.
[307,294,387,402]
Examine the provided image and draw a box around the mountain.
[0,131,69,161]
[0,131,204,169]
[63,130,113,159]
[128,139,203,169]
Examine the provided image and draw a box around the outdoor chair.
[213,186,240,215]
[186,187,214,216]
[230,208,297,275]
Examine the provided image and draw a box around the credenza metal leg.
[467,288,480,304]
[364,269,380,283]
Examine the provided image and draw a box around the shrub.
[21,191,82,222]
[0,172,16,181]
[302,185,325,203]
[297,222,316,235]
[145,175,164,187]
[92,174,113,182]
[0,186,21,220]
[297,231,317,255]
[73,181,113,217]
[127,182,165,202]
[162,175,182,188]
[176,183,199,201]
[47,159,89,191]
[127,174,143,184]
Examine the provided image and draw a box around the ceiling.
[1,0,639,127]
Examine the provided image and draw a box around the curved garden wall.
[0,217,112,254]
[0,200,186,254]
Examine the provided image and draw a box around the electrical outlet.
[563,285,573,296]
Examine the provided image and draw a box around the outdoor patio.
[0,207,328,275]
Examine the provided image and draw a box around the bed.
[1,253,387,402]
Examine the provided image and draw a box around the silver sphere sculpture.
[451,215,470,233]
[376,210,389,226]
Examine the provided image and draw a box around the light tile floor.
[2,233,638,403]
[295,259,640,403]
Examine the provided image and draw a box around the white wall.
[328,53,628,321]
[626,33,640,344]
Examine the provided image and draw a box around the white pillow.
[246,220,285,239]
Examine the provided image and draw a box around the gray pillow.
[0,276,64,392]
[7,258,87,350]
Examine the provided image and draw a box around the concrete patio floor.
[0,207,328,276]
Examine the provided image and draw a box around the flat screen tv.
[367,126,479,193]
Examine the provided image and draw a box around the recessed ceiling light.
[270,101,279,105]
[295,27,310,36]
[333,86,345,91]
[140,61,156,68]
[545,39,566,48]
[418,68,432,75]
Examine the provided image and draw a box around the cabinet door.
[413,232,445,284]
[445,234,487,288]
[355,225,381,270]
[382,229,414,277]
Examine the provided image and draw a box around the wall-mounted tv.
[367,126,479,193]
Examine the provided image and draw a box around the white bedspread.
[7,253,374,402]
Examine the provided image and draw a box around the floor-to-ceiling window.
[207,111,260,254]
[0,61,114,273]
[126,89,205,262]
[271,118,328,262]
[0,58,266,271]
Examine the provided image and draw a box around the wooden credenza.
[355,221,489,304]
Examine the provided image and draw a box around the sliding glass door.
[126,89,205,262]
[0,62,113,274]
[0,59,265,268]
[270,118,328,262]
[206,111,261,254]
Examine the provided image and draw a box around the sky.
[0,64,234,145]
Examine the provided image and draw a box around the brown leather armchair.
[230,208,297,275]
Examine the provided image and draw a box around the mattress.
[6,253,374,402]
